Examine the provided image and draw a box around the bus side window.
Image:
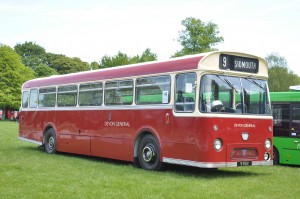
[57,85,78,107]
[79,82,103,106]
[291,104,300,137]
[272,104,290,137]
[22,91,29,108]
[29,89,38,108]
[105,80,133,105]
[175,73,196,112]
[136,75,171,104]
[39,87,56,107]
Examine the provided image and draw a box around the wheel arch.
[43,123,57,144]
[133,126,161,161]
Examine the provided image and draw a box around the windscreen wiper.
[223,77,239,93]
[246,78,264,90]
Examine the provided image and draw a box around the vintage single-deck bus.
[19,51,273,170]
[271,91,300,165]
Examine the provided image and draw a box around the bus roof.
[289,85,300,91]
[270,92,300,102]
[22,51,268,89]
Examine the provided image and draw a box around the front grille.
[230,148,258,160]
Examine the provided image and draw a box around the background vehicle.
[19,51,273,170]
[271,91,300,165]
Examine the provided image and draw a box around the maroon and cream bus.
[19,51,273,170]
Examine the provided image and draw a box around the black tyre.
[138,134,162,171]
[44,128,57,154]
[273,147,279,165]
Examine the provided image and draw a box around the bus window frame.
[22,90,29,108]
[29,89,38,108]
[57,84,78,107]
[104,79,134,106]
[38,87,57,108]
[174,72,196,113]
[135,75,171,105]
[79,82,103,107]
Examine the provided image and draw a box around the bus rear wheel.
[138,135,162,171]
[44,128,57,154]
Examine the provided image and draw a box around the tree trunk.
[1,107,6,120]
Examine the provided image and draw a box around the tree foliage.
[266,53,300,92]
[0,45,35,114]
[15,42,89,76]
[46,53,89,74]
[34,64,58,77]
[14,41,46,69]
[173,17,224,57]
[99,48,157,68]
[89,61,100,70]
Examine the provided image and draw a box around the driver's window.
[175,73,196,112]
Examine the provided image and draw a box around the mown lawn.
[1,120,300,198]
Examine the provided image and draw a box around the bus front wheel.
[273,147,279,165]
[138,134,162,171]
[44,128,57,154]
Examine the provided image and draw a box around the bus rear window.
[22,91,29,108]
[29,89,38,108]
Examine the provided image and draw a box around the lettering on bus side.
[234,123,256,128]
[104,121,130,127]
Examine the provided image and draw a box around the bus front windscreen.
[200,74,271,115]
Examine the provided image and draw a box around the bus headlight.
[265,139,271,150]
[214,139,222,151]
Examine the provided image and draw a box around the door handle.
[294,140,298,144]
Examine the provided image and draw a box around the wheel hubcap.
[48,137,54,149]
[142,145,156,162]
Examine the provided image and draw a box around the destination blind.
[219,54,259,73]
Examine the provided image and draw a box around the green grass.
[1,120,300,198]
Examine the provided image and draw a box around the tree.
[266,53,300,91]
[100,51,130,68]
[14,42,47,69]
[0,45,35,119]
[99,49,157,68]
[15,42,90,76]
[46,53,89,74]
[172,17,224,57]
[132,48,157,63]
[89,61,100,70]
[34,64,58,77]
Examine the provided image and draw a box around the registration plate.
[237,161,252,166]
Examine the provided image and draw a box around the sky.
[1,0,300,74]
